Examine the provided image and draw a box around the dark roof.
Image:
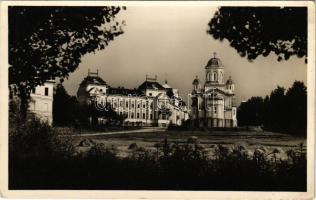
[206,57,223,68]
[192,76,200,85]
[108,87,142,96]
[226,76,234,85]
[80,75,107,86]
[138,80,165,90]
[206,88,234,96]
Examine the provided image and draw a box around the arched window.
[207,72,212,81]
[213,72,218,81]
[220,72,223,82]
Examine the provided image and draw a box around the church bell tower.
[205,52,225,86]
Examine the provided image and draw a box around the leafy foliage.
[53,81,79,126]
[9,113,75,161]
[53,83,127,128]
[237,81,307,135]
[9,6,125,117]
[88,101,127,127]
[208,7,307,62]
[9,93,307,190]
[9,123,307,191]
[9,6,125,87]
[237,97,264,126]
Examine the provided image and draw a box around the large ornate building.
[190,53,237,128]
[77,71,189,127]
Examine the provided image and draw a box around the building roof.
[192,76,200,85]
[162,79,172,89]
[205,53,224,69]
[79,75,107,86]
[226,76,234,85]
[205,87,234,96]
[138,80,165,91]
[108,87,142,96]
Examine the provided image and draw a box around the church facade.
[77,71,189,127]
[190,53,237,128]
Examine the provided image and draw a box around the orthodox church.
[190,53,237,128]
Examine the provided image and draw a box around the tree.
[53,80,78,126]
[88,102,127,127]
[239,81,307,135]
[285,81,307,134]
[208,7,307,62]
[237,97,264,126]
[267,86,287,131]
[9,6,125,119]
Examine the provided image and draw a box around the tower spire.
[164,72,168,84]
[213,52,217,58]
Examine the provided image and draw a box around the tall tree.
[9,6,125,119]
[237,97,264,126]
[208,7,307,62]
[268,86,287,131]
[285,81,307,134]
[88,101,126,127]
[239,82,307,136]
[53,80,78,126]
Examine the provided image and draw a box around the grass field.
[65,128,306,158]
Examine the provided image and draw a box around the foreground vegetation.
[9,116,306,191]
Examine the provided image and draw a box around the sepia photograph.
[0,1,315,199]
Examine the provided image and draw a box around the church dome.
[205,52,223,68]
[192,76,200,85]
[226,76,234,85]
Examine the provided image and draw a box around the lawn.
[65,128,306,158]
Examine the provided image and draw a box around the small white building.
[9,80,55,125]
[29,80,55,125]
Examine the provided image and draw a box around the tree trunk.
[17,84,30,122]
[91,115,98,127]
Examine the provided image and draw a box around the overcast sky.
[63,6,307,105]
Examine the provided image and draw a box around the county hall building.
[77,71,189,127]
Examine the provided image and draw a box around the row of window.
[120,111,153,120]
[119,112,168,120]
[31,87,49,96]
[115,102,153,109]
[98,99,154,109]
[207,72,223,82]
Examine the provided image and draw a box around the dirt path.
[67,127,167,137]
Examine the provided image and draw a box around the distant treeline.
[237,81,307,136]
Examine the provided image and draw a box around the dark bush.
[9,121,307,191]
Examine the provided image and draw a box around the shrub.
[9,131,307,191]
[10,115,75,160]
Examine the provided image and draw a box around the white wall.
[145,89,166,97]
[86,84,107,94]
[29,81,55,125]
